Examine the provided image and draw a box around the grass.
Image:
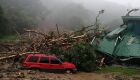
[97,66,140,76]
[0,35,16,41]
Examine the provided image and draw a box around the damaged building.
[92,15,140,65]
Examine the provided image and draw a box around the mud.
[0,63,140,80]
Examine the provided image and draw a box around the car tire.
[65,69,72,74]
[30,67,41,71]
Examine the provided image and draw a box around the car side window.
[51,57,61,64]
[39,57,49,63]
[27,56,39,62]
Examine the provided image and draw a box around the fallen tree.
[0,10,108,71]
[14,26,96,71]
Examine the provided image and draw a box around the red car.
[21,53,77,73]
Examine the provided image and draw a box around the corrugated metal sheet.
[92,16,140,57]
[107,26,126,39]
[114,33,140,57]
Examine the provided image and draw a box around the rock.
[16,71,25,78]
[27,70,36,74]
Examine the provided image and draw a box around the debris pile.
[23,28,92,53]
[21,28,97,71]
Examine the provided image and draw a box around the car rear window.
[39,57,49,63]
[27,56,39,62]
[51,58,61,64]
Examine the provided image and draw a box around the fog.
[39,0,140,31]
[1,0,140,34]
[106,0,140,7]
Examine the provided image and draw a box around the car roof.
[27,53,56,57]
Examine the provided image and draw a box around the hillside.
[0,0,49,35]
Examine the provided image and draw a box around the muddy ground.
[0,42,140,80]
[0,63,140,80]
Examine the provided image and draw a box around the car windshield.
[57,55,65,62]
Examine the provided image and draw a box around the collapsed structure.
[92,15,140,63]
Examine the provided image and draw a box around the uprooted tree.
[0,10,107,72]
[15,10,106,72]
[21,27,96,71]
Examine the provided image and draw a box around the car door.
[25,56,39,68]
[50,57,64,70]
[38,57,50,69]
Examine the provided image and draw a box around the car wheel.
[30,67,40,71]
[65,69,72,74]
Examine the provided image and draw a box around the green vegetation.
[98,66,140,76]
[50,42,96,72]
[0,0,49,35]
[0,35,16,41]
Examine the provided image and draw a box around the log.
[51,34,86,42]
[0,52,39,60]
[24,29,47,37]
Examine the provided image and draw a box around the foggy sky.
[40,0,140,31]
[72,0,140,7]
[106,0,140,7]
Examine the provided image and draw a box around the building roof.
[122,16,140,23]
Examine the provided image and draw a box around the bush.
[52,42,96,72]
